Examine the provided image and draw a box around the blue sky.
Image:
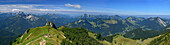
[0,0,170,15]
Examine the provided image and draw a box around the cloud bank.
[0,4,162,15]
[65,3,81,9]
[0,4,113,15]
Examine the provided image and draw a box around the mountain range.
[67,14,170,36]
[0,12,170,45]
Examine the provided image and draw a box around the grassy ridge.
[12,25,170,45]
[12,25,65,45]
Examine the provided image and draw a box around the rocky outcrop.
[21,29,30,39]
[148,17,167,27]
[46,22,57,29]
[157,18,167,27]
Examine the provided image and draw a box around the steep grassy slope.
[88,32,112,45]
[58,26,102,45]
[124,28,161,39]
[88,32,143,45]
[111,35,142,45]
[87,30,170,45]
[149,30,170,45]
[12,25,65,45]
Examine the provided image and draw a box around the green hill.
[12,22,102,45]
[12,25,65,45]
[124,28,162,39]
[149,30,170,45]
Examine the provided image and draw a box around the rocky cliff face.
[149,17,167,27]
[46,21,57,29]
[157,17,167,27]
[25,14,39,21]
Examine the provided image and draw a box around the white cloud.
[0,4,116,15]
[65,3,81,9]
[0,4,163,15]
[12,9,22,11]
[0,4,61,12]
[0,4,36,12]
[33,9,56,11]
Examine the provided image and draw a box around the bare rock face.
[46,22,50,25]
[157,18,167,27]
[46,22,57,29]
[26,14,39,21]
[21,29,30,39]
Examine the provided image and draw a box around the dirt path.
[23,33,32,42]
[40,39,46,45]
[26,37,42,45]
[61,34,66,38]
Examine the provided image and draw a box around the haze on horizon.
[0,0,170,15]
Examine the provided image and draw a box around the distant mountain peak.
[17,11,25,15]
[127,16,136,19]
[82,14,89,18]
[16,12,39,21]
[148,17,160,21]
[18,11,24,14]
[148,17,167,27]
[25,14,39,21]
[114,15,120,17]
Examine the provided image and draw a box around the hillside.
[123,28,162,39]
[67,19,128,36]
[12,22,66,45]
[67,16,170,36]
[0,14,47,35]
[11,22,170,45]
[88,30,170,45]
[139,17,169,30]
[12,22,102,45]
[0,13,17,20]
[0,30,16,45]
[149,30,170,45]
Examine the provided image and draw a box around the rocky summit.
[46,21,57,29]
